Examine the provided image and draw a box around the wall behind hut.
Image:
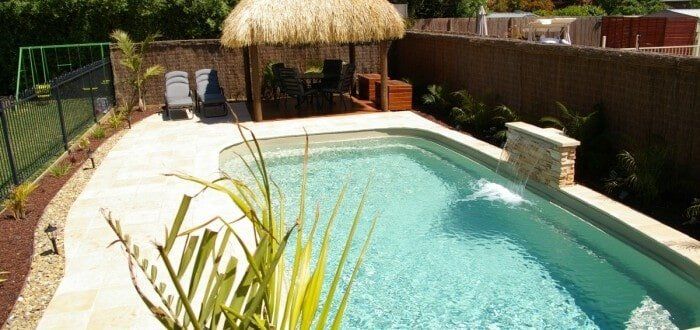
[110,39,380,105]
[391,31,700,185]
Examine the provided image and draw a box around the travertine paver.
[37,107,700,329]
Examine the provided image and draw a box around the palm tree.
[110,30,164,113]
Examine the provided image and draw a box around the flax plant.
[105,122,377,329]
[4,182,38,220]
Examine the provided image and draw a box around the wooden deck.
[258,95,381,121]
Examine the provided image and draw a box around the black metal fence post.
[0,104,20,185]
[53,84,69,150]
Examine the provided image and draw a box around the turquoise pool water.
[221,134,700,329]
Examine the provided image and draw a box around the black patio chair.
[315,59,343,90]
[321,63,355,111]
[279,67,317,110]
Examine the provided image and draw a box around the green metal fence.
[0,59,114,198]
[15,42,110,99]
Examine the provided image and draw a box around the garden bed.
[0,107,158,326]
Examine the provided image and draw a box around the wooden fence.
[410,17,603,47]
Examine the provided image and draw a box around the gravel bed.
[4,129,127,329]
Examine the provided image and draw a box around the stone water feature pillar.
[504,122,581,188]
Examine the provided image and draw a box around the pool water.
[221,135,700,329]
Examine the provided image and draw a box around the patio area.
[256,95,382,121]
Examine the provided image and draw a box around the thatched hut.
[221,0,406,121]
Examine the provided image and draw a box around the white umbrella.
[476,6,488,36]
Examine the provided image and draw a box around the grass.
[0,97,103,196]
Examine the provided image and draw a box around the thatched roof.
[220,0,406,47]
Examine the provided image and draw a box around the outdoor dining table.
[299,72,325,83]
[297,72,326,111]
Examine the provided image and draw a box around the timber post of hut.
[220,0,406,121]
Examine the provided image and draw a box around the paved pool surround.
[37,109,700,329]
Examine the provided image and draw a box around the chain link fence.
[0,59,114,198]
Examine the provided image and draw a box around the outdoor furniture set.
[271,59,356,112]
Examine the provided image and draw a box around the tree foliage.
[408,0,487,18]
[596,0,666,15]
[535,4,607,16]
[0,0,238,95]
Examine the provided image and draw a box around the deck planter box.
[373,80,412,111]
[357,73,381,101]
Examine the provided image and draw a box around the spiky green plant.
[604,144,670,205]
[77,136,91,150]
[450,90,517,143]
[111,29,165,113]
[48,162,72,178]
[107,109,127,130]
[91,125,107,139]
[3,182,38,220]
[0,271,7,283]
[105,123,377,329]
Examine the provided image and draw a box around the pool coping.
[229,114,700,283]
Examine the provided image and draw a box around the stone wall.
[391,31,700,188]
[110,39,380,105]
[505,122,580,188]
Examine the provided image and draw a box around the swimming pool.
[220,131,700,329]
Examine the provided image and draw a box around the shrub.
[3,182,38,220]
[686,198,700,224]
[104,124,376,329]
[540,102,613,177]
[107,110,127,130]
[535,4,607,16]
[421,84,452,118]
[77,136,91,150]
[262,62,280,100]
[91,125,107,139]
[604,143,670,205]
[48,162,72,178]
[304,60,323,74]
[450,90,517,144]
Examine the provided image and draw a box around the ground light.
[44,224,59,255]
